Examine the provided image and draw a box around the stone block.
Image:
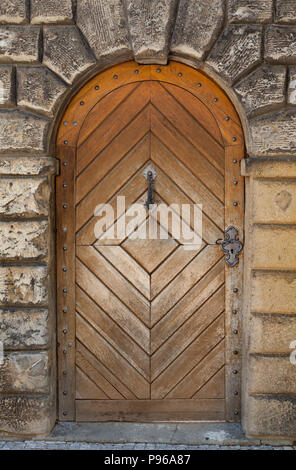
[228,0,273,23]
[275,0,296,24]
[251,270,296,314]
[248,355,296,394]
[17,66,67,116]
[0,177,50,217]
[31,0,73,24]
[43,26,96,84]
[252,179,296,224]
[0,396,55,435]
[250,109,296,156]
[0,26,40,63]
[234,66,286,116]
[0,156,58,176]
[251,225,296,270]
[0,220,49,261]
[0,266,48,306]
[0,1,27,25]
[77,0,131,61]
[0,65,14,106]
[171,0,224,61]
[0,111,49,153]
[0,309,49,349]
[249,314,296,354]
[265,26,296,63]
[245,396,296,437]
[0,352,49,393]
[288,66,296,104]
[207,25,262,83]
[126,0,177,64]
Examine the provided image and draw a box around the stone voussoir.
[171,0,224,61]
[0,177,50,218]
[206,24,262,84]
[234,65,286,116]
[0,111,49,153]
[250,109,296,156]
[251,270,296,314]
[0,65,14,106]
[288,66,296,104]
[251,225,296,270]
[265,25,296,64]
[0,308,49,349]
[30,0,74,25]
[0,395,54,435]
[0,156,58,176]
[275,0,296,24]
[0,220,49,261]
[0,351,50,394]
[228,0,273,24]
[126,0,178,65]
[43,26,96,85]
[0,0,27,25]
[249,314,296,354]
[17,66,67,117]
[0,265,48,306]
[0,26,40,64]
[248,355,296,395]
[77,0,131,62]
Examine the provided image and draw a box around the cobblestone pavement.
[0,442,295,450]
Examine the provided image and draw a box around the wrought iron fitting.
[216,226,243,267]
[144,167,157,210]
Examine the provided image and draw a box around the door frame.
[56,60,245,422]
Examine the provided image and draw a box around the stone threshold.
[2,422,294,447]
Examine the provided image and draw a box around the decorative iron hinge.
[216,226,243,267]
[144,168,156,210]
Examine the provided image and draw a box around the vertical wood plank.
[56,144,76,421]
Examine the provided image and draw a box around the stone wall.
[0,0,295,438]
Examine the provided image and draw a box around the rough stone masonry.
[0,0,296,439]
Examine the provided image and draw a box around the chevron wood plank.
[76,286,150,379]
[77,246,150,325]
[151,259,225,352]
[166,340,225,399]
[76,135,150,231]
[76,259,150,350]
[151,246,223,325]
[151,288,225,381]
[76,107,150,203]
[76,314,150,399]
[151,106,224,199]
[77,82,151,174]
[97,246,150,299]
[76,367,109,399]
[193,366,225,399]
[76,342,135,399]
[151,315,225,398]
[151,81,225,174]
[161,82,224,145]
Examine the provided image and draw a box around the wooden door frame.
[56,61,245,422]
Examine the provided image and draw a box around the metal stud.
[234,410,239,416]
[134,69,139,74]
[233,370,238,374]
[197,83,202,87]
[178,72,182,77]
[233,180,238,185]
[62,267,67,272]
[233,288,238,293]
[233,329,238,335]
[63,288,67,293]
[233,159,237,163]
[156,68,161,73]
[233,309,237,314]
[63,328,67,334]
[63,370,67,375]
[63,349,67,354]
[63,411,68,416]
[63,162,68,166]
[64,121,68,126]
[225,116,230,121]
[113,74,118,79]
[63,308,67,313]
[80,101,84,106]
[63,183,68,188]
[233,350,239,355]
[63,227,67,232]
[95,85,99,90]
[232,137,237,142]
[214,98,218,102]
[63,204,68,209]
[73,121,78,126]
[233,201,238,206]
[63,245,67,251]
[234,391,239,396]
[63,391,68,396]
[64,140,68,145]
[68,342,72,347]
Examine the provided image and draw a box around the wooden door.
[56,62,244,423]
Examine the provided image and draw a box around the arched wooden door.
[56,62,244,423]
